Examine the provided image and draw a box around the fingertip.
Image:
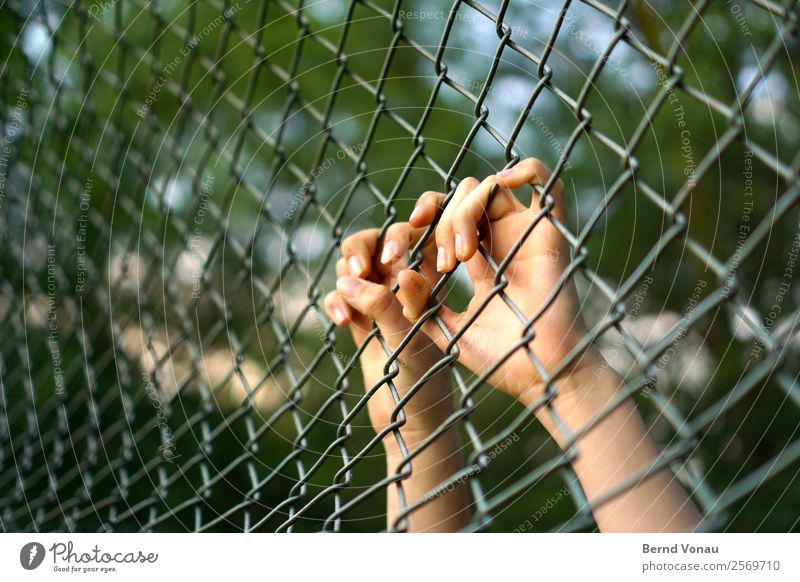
[397,269,413,296]
[397,268,417,288]
[409,203,431,228]
[324,291,350,327]
[455,232,465,262]
[494,164,520,190]
[456,226,482,262]
[436,245,449,273]
[336,257,348,277]
[435,235,458,272]
[434,225,455,272]
[380,239,396,264]
[496,158,552,190]
[408,203,423,226]
[410,191,443,227]
[397,269,430,321]
[347,255,365,277]
[341,232,378,278]
[331,306,348,326]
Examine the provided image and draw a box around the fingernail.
[380,240,395,264]
[337,276,363,299]
[455,233,464,260]
[436,246,447,272]
[498,166,515,177]
[347,256,362,277]
[332,307,346,325]
[409,205,421,223]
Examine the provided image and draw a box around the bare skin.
[325,158,701,532]
[323,230,470,532]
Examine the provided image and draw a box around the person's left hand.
[323,223,452,444]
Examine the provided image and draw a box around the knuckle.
[524,157,550,178]
[402,305,421,322]
[366,286,394,316]
[458,176,479,192]
[522,156,543,168]
[421,190,442,204]
[341,228,377,255]
[435,221,453,245]
[454,207,476,232]
[340,235,356,255]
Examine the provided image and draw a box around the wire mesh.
[1,0,799,532]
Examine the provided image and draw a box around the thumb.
[336,276,410,344]
[396,269,463,355]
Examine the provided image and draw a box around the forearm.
[527,355,701,532]
[384,425,471,532]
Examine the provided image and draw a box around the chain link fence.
[1,0,799,532]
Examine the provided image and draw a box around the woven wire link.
[1,0,799,532]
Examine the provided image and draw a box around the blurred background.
[1,0,799,532]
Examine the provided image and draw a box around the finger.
[396,269,433,323]
[380,220,440,285]
[416,238,441,284]
[408,191,445,228]
[495,158,565,221]
[396,269,462,353]
[323,290,353,327]
[336,276,409,340]
[380,222,427,265]
[341,228,379,278]
[463,245,494,289]
[335,258,374,340]
[445,176,522,264]
[336,257,350,279]
[435,177,480,273]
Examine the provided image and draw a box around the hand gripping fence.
[1,0,799,532]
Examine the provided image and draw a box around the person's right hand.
[392,158,600,405]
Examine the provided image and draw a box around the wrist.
[382,426,436,458]
[382,417,457,459]
[379,399,455,457]
[519,349,627,440]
